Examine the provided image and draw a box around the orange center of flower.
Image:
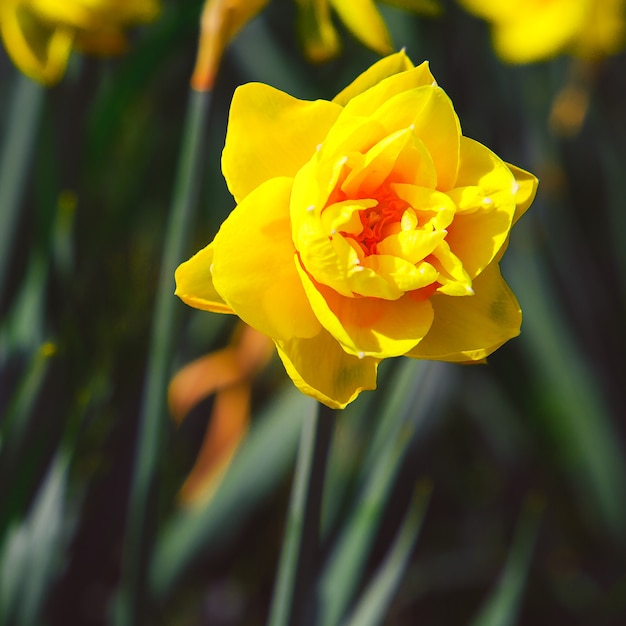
[342,188,409,256]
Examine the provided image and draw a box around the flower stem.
[114,87,212,626]
[267,403,335,626]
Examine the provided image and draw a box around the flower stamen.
[340,186,409,255]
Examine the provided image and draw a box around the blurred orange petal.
[178,382,250,506]
[169,323,274,506]
[169,349,242,425]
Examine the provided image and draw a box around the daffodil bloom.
[459,0,625,63]
[296,0,441,62]
[0,0,159,85]
[176,51,538,409]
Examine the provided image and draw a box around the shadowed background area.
[0,1,625,624]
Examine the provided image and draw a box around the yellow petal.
[318,116,388,165]
[296,0,341,62]
[222,82,342,202]
[321,198,375,235]
[27,0,93,29]
[1,4,74,85]
[431,240,473,295]
[29,0,159,27]
[491,2,586,63]
[576,0,625,58]
[212,177,321,341]
[297,259,434,358]
[360,254,438,296]
[371,85,461,190]
[377,227,446,264]
[407,262,521,362]
[341,60,436,118]
[332,50,415,106]
[392,183,456,230]
[328,0,393,55]
[506,163,538,224]
[275,329,379,409]
[340,127,416,197]
[175,242,234,314]
[291,157,370,297]
[445,138,517,277]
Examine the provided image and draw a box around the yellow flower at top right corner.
[458,0,626,63]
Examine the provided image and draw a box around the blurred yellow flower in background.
[459,0,625,63]
[296,0,441,62]
[192,0,269,90]
[175,51,537,409]
[0,0,159,84]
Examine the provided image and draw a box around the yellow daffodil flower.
[0,0,159,85]
[458,0,625,63]
[296,0,441,62]
[175,52,538,409]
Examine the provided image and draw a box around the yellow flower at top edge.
[296,0,441,62]
[175,51,538,409]
[0,0,160,84]
[458,0,625,63]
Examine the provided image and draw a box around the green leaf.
[0,73,44,304]
[150,385,312,598]
[115,87,213,626]
[0,453,71,626]
[470,494,544,626]
[505,233,626,539]
[318,360,453,626]
[267,403,334,626]
[341,481,432,626]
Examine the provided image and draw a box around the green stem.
[267,404,335,626]
[114,88,212,626]
[0,74,44,305]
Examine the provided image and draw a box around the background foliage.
[1,0,625,624]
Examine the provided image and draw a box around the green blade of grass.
[320,359,444,541]
[0,251,47,361]
[470,494,544,626]
[150,385,313,599]
[341,481,432,626]
[0,452,70,626]
[114,87,212,626]
[0,74,44,304]
[267,401,334,626]
[0,341,57,466]
[318,360,453,626]
[506,233,626,539]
